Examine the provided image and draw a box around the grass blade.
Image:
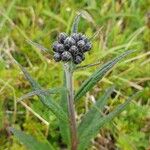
[26,40,49,53]
[18,64,68,122]
[78,92,139,150]
[89,27,103,41]
[0,0,17,31]
[9,127,55,150]
[43,10,67,26]
[75,50,135,101]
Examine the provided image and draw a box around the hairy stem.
[64,63,78,150]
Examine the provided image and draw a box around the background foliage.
[0,0,150,149]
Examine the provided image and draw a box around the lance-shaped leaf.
[59,72,70,146]
[71,13,81,34]
[17,88,65,103]
[75,50,135,101]
[78,87,114,136]
[10,127,55,150]
[18,64,68,122]
[77,93,139,150]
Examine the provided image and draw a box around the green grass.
[0,0,150,149]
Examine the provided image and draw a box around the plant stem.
[64,63,78,150]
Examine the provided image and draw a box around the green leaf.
[18,64,68,122]
[71,13,81,34]
[77,93,139,150]
[78,86,114,136]
[59,71,70,146]
[75,50,135,101]
[10,127,55,150]
[17,88,65,103]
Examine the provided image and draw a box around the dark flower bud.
[58,32,68,44]
[73,55,82,64]
[61,51,72,61]
[78,52,85,61]
[69,45,78,55]
[71,33,80,42]
[52,30,92,64]
[64,37,76,48]
[83,42,92,52]
[57,43,64,53]
[77,40,85,49]
[81,35,88,43]
[52,41,59,52]
[82,54,85,61]
[53,52,61,62]
[78,33,83,40]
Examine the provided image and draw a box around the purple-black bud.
[69,45,78,55]
[71,33,80,42]
[64,37,76,48]
[58,32,68,44]
[83,42,92,52]
[61,51,72,61]
[52,41,59,52]
[52,31,92,64]
[77,40,85,49]
[81,35,88,43]
[78,52,85,61]
[57,43,64,53]
[73,55,82,64]
[53,52,61,62]
[78,33,83,40]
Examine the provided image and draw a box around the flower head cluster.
[52,32,92,64]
